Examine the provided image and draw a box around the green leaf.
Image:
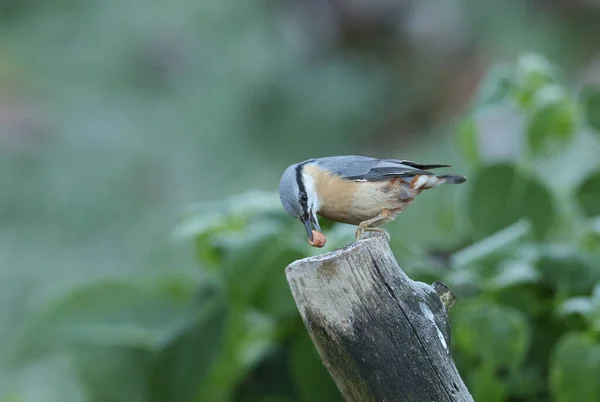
[8,279,197,365]
[196,309,278,401]
[582,85,600,132]
[515,53,559,109]
[467,164,557,238]
[251,248,304,319]
[527,85,578,154]
[487,259,540,290]
[452,302,530,370]
[467,364,506,402]
[593,284,600,332]
[494,284,551,319]
[557,297,594,318]
[593,217,600,234]
[200,208,304,319]
[593,283,600,304]
[173,191,287,269]
[214,218,300,314]
[148,288,229,402]
[455,116,480,163]
[291,331,343,402]
[535,245,599,294]
[579,229,600,252]
[550,332,600,402]
[231,346,299,402]
[576,170,600,217]
[506,366,545,400]
[194,232,227,269]
[0,355,86,402]
[73,347,153,402]
[474,64,516,107]
[450,219,532,269]
[173,191,283,240]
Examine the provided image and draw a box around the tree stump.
[285,234,473,402]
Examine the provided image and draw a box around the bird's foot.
[355,225,390,242]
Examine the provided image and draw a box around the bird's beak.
[303,216,313,241]
[311,209,321,232]
[302,210,321,242]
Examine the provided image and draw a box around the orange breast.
[305,165,414,225]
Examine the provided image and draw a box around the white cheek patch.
[302,172,320,212]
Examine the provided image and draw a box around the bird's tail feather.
[411,174,467,190]
[437,174,467,184]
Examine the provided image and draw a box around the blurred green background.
[2,0,600,401]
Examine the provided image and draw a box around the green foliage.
[515,53,561,109]
[169,53,600,401]
[9,280,201,362]
[453,303,530,371]
[582,86,600,133]
[526,85,579,153]
[550,332,600,402]
[3,20,600,399]
[457,53,582,160]
[455,117,479,163]
[291,332,344,402]
[138,53,600,401]
[466,164,556,238]
[536,246,599,294]
[448,53,600,401]
[4,278,229,401]
[473,64,516,107]
[148,290,228,402]
[558,284,600,332]
[576,171,600,217]
[452,302,532,401]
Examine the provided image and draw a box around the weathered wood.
[286,234,473,402]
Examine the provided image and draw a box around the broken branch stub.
[285,235,473,402]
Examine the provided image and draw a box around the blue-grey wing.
[311,155,450,182]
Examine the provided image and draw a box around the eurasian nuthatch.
[278,155,467,242]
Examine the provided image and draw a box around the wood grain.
[286,234,473,402]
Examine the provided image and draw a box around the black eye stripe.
[295,164,306,193]
[299,192,308,209]
[295,163,309,213]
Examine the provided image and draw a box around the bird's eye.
[299,192,307,202]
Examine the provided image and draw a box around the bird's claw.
[355,226,390,242]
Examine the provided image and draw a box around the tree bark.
[285,234,473,402]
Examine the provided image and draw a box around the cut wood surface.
[286,234,473,402]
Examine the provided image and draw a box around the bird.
[278,155,467,242]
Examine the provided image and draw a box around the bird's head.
[278,162,322,241]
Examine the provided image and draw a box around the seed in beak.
[308,230,327,248]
